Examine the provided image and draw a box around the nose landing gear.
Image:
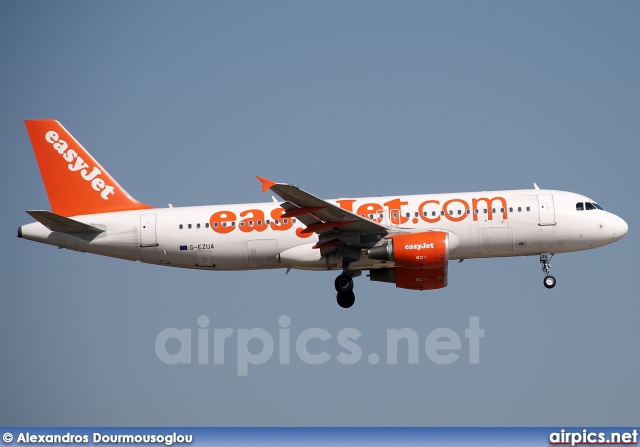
[540,253,556,289]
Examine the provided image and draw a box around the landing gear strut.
[540,253,556,289]
[335,248,360,308]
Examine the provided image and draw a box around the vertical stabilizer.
[25,119,153,216]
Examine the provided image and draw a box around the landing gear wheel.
[544,275,556,289]
[335,273,354,292]
[337,291,355,308]
[539,253,556,289]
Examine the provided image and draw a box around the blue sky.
[1,1,638,426]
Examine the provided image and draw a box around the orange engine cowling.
[367,231,449,269]
[369,266,447,290]
[368,231,450,290]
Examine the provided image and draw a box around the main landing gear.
[335,273,355,308]
[540,253,556,289]
[335,248,360,308]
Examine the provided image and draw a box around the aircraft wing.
[257,177,389,248]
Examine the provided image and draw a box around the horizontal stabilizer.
[26,210,105,234]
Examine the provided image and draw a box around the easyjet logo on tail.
[45,130,115,200]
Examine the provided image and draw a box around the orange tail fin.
[25,119,153,216]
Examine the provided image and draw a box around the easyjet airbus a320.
[19,120,628,308]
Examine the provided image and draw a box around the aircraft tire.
[335,274,354,292]
[337,291,355,308]
[543,275,556,289]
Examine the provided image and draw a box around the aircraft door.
[140,214,157,246]
[389,209,401,225]
[537,194,556,226]
[478,204,512,255]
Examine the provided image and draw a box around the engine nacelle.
[367,231,451,269]
[369,266,447,290]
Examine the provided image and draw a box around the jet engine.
[367,231,454,290]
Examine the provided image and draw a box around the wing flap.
[260,177,389,234]
[280,201,323,227]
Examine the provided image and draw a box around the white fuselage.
[19,189,628,272]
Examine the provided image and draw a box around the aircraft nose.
[613,216,628,242]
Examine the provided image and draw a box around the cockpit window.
[578,202,604,211]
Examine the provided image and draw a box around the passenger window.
[414,212,419,217]
[205,223,209,228]
[214,222,218,228]
[432,211,436,217]
[293,218,297,223]
[586,202,596,210]
[188,224,192,229]
[197,223,201,229]
[474,209,479,214]
[249,221,254,226]
[258,220,262,225]
[509,207,513,212]
[526,206,530,212]
[423,211,428,217]
[266,220,270,225]
[492,208,496,213]
[406,212,410,218]
[393,212,398,218]
[231,222,236,227]
[483,209,487,214]
[440,211,445,216]
[449,210,453,216]
[518,207,522,212]
[576,202,584,211]
[458,210,462,215]
[179,224,183,229]
[500,208,505,213]
[379,214,384,219]
[240,222,244,227]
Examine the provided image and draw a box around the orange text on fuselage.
[208,196,508,236]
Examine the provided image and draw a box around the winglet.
[533,182,540,190]
[256,176,276,193]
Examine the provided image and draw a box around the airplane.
[18,119,628,308]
